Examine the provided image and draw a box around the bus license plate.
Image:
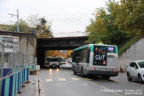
[99,68,108,71]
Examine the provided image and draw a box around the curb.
[34,71,39,96]
[37,71,45,96]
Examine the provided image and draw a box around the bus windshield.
[93,46,116,66]
[47,58,59,62]
[93,46,107,66]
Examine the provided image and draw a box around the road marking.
[72,77,79,80]
[84,78,92,81]
[59,78,66,81]
[129,82,144,86]
[87,81,124,96]
[46,79,53,82]
[77,77,124,96]
[110,79,120,82]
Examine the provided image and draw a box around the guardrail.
[53,32,88,37]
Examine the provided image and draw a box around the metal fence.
[0,42,37,96]
[0,42,37,77]
[0,43,24,78]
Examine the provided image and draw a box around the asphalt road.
[39,68,144,96]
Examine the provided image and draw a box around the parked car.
[66,58,72,64]
[59,57,66,65]
[127,60,144,83]
[60,62,72,69]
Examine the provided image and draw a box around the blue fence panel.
[9,75,13,96]
[12,75,15,96]
[4,77,10,96]
[0,68,29,96]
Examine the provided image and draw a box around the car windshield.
[138,61,144,68]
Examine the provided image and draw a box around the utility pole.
[8,9,19,32]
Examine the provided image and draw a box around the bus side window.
[87,49,90,63]
[77,50,81,63]
[80,48,89,63]
[73,51,81,63]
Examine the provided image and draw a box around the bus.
[46,57,60,68]
[71,44,118,79]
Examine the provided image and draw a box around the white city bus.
[72,44,118,79]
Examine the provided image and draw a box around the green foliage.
[35,17,53,38]
[86,1,128,46]
[115,0,144,37]
[8,19,31,33]
[1,15,53,39]
[86,0,144,53]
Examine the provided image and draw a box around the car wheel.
[138,75,143,83]
[127,73,132,82]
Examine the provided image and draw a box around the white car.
[127,60,144,83]
[60,63,72,69]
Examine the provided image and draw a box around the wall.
[119,38,144,70]
[0,31,37,65]
[19,35,37,56]
[19,35,37,64]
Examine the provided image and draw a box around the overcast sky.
[0,0,108,34]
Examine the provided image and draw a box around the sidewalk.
[16,73,39,96]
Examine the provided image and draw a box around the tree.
[27,15,53,38]
[86,0,128,46]
[8,19,31,33]
[36,17,53,38]
[115,0,144,38]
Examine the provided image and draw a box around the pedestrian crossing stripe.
[46,77,80,82]
[72,77,79,80]
[84,78,92,81]
[58,78,66,81]
[46,79,53,82]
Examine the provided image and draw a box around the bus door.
[72,52,80,72]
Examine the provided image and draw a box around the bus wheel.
[74,71,76,75]
[73,68,76,75]
[103,76,110,80]
[80,69,84,77]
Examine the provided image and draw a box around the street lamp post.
[8,9,19,32]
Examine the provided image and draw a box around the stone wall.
[119,38,144,70]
